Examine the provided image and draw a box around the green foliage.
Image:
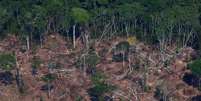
[71,7,90,24]
[90,82,115,96]
[97,0,109,5]
[76,51,100,68]
[0,53,16,71]
[91,72,106,84]
[85,52,100,67]
[188,59,201,76]
[116,2,145,19]
[89,72,116,99]
[115,41,130,53]
[0,0,200,50]
[112,41,130,62]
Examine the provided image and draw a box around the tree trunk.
[73,24,76,48]
[40,34,43,48]
[26,36,30,50]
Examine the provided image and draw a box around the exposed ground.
[0,34,200,101]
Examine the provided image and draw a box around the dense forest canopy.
[0,0,201,49]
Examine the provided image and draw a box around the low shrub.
[0,53,16,71]
[188,59,201,76]
[76,51,100,68]
[88,72,116,100]
[115,41,130,53]
[85,52,100,67]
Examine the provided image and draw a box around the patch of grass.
[0,53,16,71]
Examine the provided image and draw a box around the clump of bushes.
[183,59,201,90]
[112,41,130,62]
[0,53,16,85]
[0,53,16,71]
[115,41,130,53]
[85,52,100,67]
[188,59,201,76]
[88,72,115,101]
[75,51,100,70]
